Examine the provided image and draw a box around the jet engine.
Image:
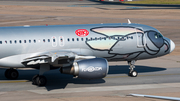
[60,58,109,79]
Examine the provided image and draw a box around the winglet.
[128,19,131,24]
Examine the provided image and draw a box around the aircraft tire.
[36,75,47,86]
[129,71,138,77]
[7,69,19,80]
[32,74,39,85]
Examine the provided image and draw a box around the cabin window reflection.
[29,40,31,43]
[10,40,12,44]
[43,39,45,42]
[77,38,79,41]
[81,38,83,41]
[24,40,26,43]
[53,39,55,42]
[72,38,74,41]
[48,39,50,42]
[34,40,36,43]
[0,41,2,44]
[5,41,7,44]
[19,40,21,43]
[86,38,88,41]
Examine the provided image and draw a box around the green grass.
[123,0,180,5]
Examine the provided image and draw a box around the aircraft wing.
[22,51,76,66]
[22,50,95,67]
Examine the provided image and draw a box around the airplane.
[0,21,175,86]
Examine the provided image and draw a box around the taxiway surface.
[0,0,180,101]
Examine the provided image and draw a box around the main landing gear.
[4,68,19,80]
[128,60,138,77]
[32,64,50,86]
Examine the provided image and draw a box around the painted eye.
[155,33,162,39]
[147,31,164,48]
[155,34,158,39]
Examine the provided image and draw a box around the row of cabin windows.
[0,39,51,44]
[67,38,105,42]
[67,36,126,42]
[0,36,126,44]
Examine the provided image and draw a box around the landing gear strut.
[4,68,19,79]
[32,64,49,86]
[128,60,138,77]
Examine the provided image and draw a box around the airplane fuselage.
[0,23,175,68]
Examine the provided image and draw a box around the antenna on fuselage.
[128,19,131,24]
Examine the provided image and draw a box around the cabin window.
[24,40,26,43]
[86,38,88,41]
[90,38,93,40]
[19,40,21,43]
[95,37,97,40]
[81,38,83,41]
[53,39,55,42]
[43,39,45,42]
[77,38,79,41]
[29,40,31,43]
[0,41,2,44]
[48,39,50,42]
[67,38,70,41]
[60,38,63,42]
[14,40,17,43]
[5,41,7,44]
[72,38,74,41]
[10,40,12,44]
[34,40,36,43]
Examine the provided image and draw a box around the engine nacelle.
[60,58,109,79]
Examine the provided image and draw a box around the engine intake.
[60,58,109,79]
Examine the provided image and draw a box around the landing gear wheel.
[32,74,39,85]
[36,76,47,86]
[8,69,19,79]
[128,60,138,77]
[5,69,19,79]
[129,71,138,77]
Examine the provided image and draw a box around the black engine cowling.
[60,58,109,79]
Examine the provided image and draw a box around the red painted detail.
[101,0,104,1]
[46,24,48,26]
[75,29,89,37]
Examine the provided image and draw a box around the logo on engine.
[82,66,102,72]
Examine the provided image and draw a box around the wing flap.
[22,51,76,66]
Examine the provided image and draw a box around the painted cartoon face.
[85,26,174,60]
